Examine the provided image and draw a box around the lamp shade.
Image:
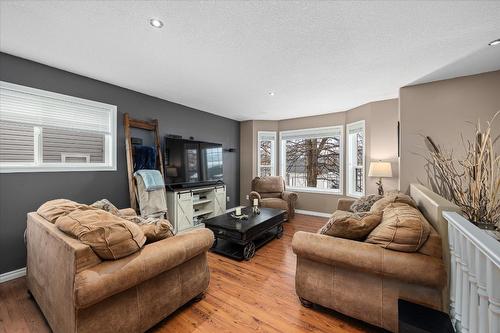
[368,162,392,178]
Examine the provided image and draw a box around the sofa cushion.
[90,198,120,216]
[350,194,383,213]
[319,210,382,240]
[138,219,175,243]
[252,176,285,193]
[370,193,417,213]
[37,199,92,223]
[260,192,283,199]
[260,197,288,211]
[366,203,431,252]
[56,209,146,260]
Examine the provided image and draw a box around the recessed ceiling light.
[488,38,500,46]
[150,18,164,29]
[268,91,275,96]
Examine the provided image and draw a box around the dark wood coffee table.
[204,207,286,260]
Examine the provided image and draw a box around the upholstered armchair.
[249,176,298,219]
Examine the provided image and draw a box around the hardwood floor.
[0,214,385,333]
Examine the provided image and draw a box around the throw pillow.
[139,219,175,243]
[350,194,383,212]
[319,210,382,240]
[369,192,417,213]
[366,203,431,252]
[37,199,93,223]
[56,209,146,260]
[90,199,120,216]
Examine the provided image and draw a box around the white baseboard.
[295,209,330,218]
[0,267,26,283]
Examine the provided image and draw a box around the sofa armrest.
[282,191,298,203]
[118,208,137,217]
[292,231,445,288]
[27,212,103,332]
[249,191,261,203]
[75,228,214,309]
[336,198,355,211]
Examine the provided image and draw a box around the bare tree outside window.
[284,136,341,190]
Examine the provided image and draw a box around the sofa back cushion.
[56,209,146,260]
[366,203,431,252]
[37,199,93,223]
[260,192,283,199]
[370,193,417,213]
[252,176,285,193]
[319,210,382,240]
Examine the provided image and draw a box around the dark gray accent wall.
[0,52,240,274]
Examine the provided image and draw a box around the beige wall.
[240,99,399,213]
[399,70,500,193]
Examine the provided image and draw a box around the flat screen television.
[164,138,223,187]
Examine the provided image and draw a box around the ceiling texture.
[1,1,500,121]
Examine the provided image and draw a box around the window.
[280,126,343,193]
[346,121,365,197]
[257,131,276,177]
[0,81,117,172]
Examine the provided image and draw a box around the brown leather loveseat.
[26,209,214,333]
[292,184,458,332]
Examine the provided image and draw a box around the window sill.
[0,165,117,173]
[286,187,343,195]
[346,192,365,199]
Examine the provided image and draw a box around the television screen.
[200,142,223,182]
[164,138,223,186]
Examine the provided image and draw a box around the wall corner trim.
[0,267,26,283]
[295,209,331,218]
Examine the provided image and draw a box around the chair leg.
[299,297,313,308]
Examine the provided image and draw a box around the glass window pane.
[356,132,364,166]
[259,140,272,166]
[284,136,341,190]
[0,121,34,163]
[42,127,105,163]
[260,166,272,177]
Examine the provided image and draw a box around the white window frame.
[279,125,343,195]
[0,81,117,173]
[257,131,277,177]
[346,120,365,198]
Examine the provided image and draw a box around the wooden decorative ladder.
[123,113,164,212]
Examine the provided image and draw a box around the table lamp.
[368,161,392,195]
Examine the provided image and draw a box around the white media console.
[166,184,226,233]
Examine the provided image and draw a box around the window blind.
[0,82,112,134]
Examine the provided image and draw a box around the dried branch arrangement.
[425,111,500,228]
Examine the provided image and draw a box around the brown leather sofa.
[292,185,455,332]
[249,176,298,219]
[26,210,214,333]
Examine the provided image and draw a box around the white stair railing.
[443,211,500,333]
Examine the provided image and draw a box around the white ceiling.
[1,1,500,121]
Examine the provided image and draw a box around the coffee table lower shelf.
[211,226,282,261]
